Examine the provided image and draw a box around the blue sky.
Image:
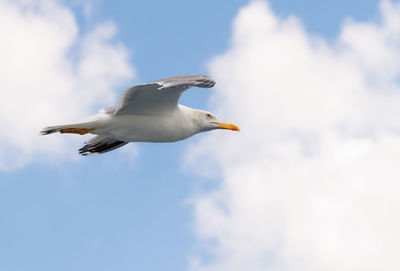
[0,0,394,271]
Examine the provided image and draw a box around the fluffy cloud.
[187,1,400,270]
[0,0,133,170]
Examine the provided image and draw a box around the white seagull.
[41,75,239,155]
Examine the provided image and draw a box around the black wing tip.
[156,75,216,88]
[192,75,216,86]
[78,145,100,156]
[78,137,128,156]
[202,77,216,88]
[195,75,216,88]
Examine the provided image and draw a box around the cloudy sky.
[1,0,399,270]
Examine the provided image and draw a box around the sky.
[1,0,399,270]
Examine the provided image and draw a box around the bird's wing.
[114,75,215,115]
[79,135,128,156]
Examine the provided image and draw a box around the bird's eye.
[206,113,212,119]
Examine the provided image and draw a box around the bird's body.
[91,105,197,142]
[41,75,239,155]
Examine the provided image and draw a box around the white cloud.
[187,1,400,270]
[0,0,134,170]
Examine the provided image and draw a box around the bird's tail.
[40,122,96,135]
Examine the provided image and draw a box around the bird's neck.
[177,104,201,135]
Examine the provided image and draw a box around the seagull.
[41,75,239,156]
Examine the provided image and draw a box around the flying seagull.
[41,75,239,156]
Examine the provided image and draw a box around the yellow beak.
[212,122,240,131]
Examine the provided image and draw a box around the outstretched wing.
[114,75,215,115]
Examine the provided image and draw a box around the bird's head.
[193,109,240,132]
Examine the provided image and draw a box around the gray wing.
[114,75,215,115]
